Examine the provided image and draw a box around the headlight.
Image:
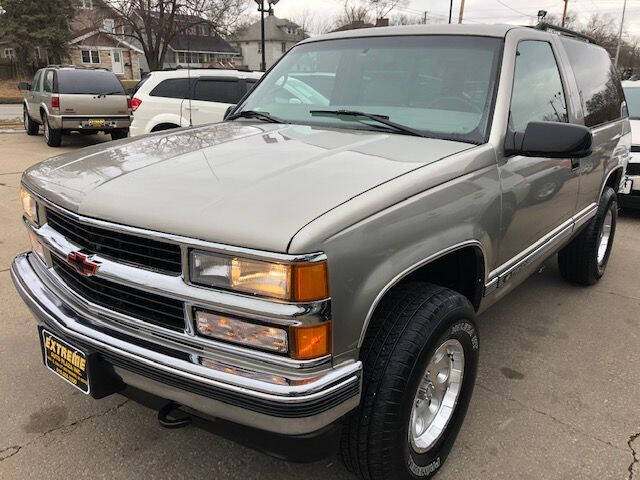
[195,309,331,359]
[195,310,288,353]
[189,251,329,302]
[19,186,38,224]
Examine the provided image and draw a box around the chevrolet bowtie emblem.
[66,252,99,277]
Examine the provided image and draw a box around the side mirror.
[18,82,31,91]
[223,105,235,120]
[505,121,592,158]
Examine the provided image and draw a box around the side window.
[31,71,42,92]
[193,79,241,104]
[43,71,54,93]
[149,78,190,99]
[509,41,568,132]
[561,38,624,127]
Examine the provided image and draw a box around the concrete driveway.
[0,104,22,124]
[0,131,639,480]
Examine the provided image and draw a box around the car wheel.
[23,106,39,135]
[110,128,129,141]
[558,186,617,285]
[340,282,479,480]
[43,113,62,147]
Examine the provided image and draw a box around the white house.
[231,15,307,71]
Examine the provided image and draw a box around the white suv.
[130,69,263,137]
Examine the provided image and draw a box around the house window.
[103,19,115,33]
[81,49,100,64]
[198,53,206,63]
[4,48,15,59]
[79,0,93,9]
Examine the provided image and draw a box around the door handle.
[184,106,199,111]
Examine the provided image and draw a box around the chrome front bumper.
[11,253,362,435]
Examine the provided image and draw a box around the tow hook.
[157,402,192,429]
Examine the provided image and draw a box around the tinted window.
[561,38,625,127]
[31,71,42,92]
[57,70,125,95]
[149,78,190,99]
[194,79,240,104]
[510,41,568,132]
[43,70,54,93]
[623,86,640,119]
[238,36,502,144]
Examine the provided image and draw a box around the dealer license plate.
[86,119,105,128]
[40,329,90,394]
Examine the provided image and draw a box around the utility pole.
[615,0,628,68]
[561,0,569,27]
[448,0,453,24]
[254,0,279,72]
[458,0,465,24]
[423,11,427,24]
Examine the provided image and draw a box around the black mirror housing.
[17,82,31,91]
[223,105,235,120]
[505,121,592,158]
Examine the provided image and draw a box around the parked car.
[620,80,640,208]
[129,69,263,136]
[19,66,132,147]
[12,24,629,479]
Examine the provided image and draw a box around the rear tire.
[43,113,62,147]
[110,128,129,141]
[23,106,39,135]
[340,282,479,480]
[558,186,617,285]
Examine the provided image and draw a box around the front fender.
[288,145,501,361]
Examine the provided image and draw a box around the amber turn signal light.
[290,322,332,360]
[292,261,329,302]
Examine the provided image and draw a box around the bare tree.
[333,0,407,29]
[100,0,247,70]
[291,7,334,36]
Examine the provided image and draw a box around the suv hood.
[24,122,471,252]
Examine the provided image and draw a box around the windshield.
[624,86,640,119]
[235,35,503,143]
[57,70,125,95]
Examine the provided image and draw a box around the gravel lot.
[1,131,639,480]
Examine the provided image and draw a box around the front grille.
[46,208,182,275]
[627,163,640,176]
[52,255,186,331]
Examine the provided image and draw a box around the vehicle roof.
[146,69,263,80]
[300,23,519,44]
[622,80,640,88]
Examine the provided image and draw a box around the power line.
[492,0,536,18]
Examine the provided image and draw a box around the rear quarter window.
[149,78,190,99]
[193,79,241,104]
[561,38,625,127]
[57,70,125,95]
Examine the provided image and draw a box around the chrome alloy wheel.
[597,209,613,266]
[409,339,465,453]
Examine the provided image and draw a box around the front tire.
[43,113,62,147]
[341,282,479,480]
[23,106,39,135]
[558,186,617,285]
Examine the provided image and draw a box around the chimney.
[376,18,389,27]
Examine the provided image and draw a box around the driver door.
[497,39,580,265]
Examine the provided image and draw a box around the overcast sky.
[267,0,639,36]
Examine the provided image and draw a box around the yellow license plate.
[41,329,90,394]
[88,119,105,128]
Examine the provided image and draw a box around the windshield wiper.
[226,110,285,124]
[310,109,426,137]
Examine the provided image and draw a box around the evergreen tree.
[0,0,75,73]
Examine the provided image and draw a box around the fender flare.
[356,240,487,348]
